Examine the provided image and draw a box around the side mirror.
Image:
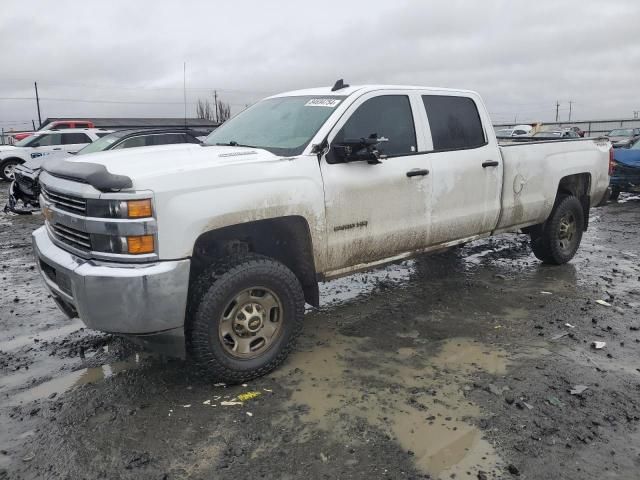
[332,134,386,164]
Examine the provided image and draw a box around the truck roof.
[270,84,478,98]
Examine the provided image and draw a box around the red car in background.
[10,121,96,142]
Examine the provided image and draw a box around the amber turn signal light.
[127,235,155,254]
[127,199,152,218]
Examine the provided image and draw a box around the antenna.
[331,79,349,91]
[183,62,187,129]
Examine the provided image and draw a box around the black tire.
[0,158,23,181]
[530,195,584,265]
[609,188,620,201]
[186,253,305,383]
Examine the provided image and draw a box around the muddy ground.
[1,187,639,480]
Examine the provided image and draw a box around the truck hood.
[58,143,285,189]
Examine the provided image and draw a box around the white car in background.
[495,124,532,137]
[0,129,112,181]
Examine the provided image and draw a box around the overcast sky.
[1,0,639,131]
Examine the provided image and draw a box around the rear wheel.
[0,159,22,181]
[186,254,305,383]
[530,195,584,265]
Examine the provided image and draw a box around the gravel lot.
[1,187,639,480]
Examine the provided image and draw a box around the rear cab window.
[421,95,486,151]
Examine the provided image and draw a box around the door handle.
[482,160,499,168]
[406,168,430,177]
[53,148,62,151]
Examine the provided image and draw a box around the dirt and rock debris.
[1,188,639,479]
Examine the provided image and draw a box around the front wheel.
[186,254,305,383]
[530,195,584,265]
[0,159,22,181]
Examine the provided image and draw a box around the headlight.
[86,198,153,219]
[91,234,155,255]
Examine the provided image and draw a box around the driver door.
[320,92,432,274]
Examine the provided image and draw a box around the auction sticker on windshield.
[305,98,341,107]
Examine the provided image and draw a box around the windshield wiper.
[214,141,256,148]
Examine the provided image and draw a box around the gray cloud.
[1,0,639,131]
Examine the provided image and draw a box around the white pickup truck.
[32,82,611,382]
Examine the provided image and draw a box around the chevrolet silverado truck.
[32,82,612,382]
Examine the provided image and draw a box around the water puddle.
[319,260,415,307]
[8,354,145,405]
[277,329,509,478]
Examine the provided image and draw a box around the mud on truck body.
[33,82,612,382]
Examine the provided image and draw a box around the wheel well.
[1,157,25,165]
[556,173,591,230]
[190,216,319,307]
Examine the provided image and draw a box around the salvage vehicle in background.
[5,128,204,214]
[530,129,581,140]
[606,128,640,148]
[495,127,529,137]
[610,137,640,200]
[40,120,96,130]
[32,82,611,382]
[0,129,111,181]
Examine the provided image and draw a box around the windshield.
[203,95,345,156]
[496,129,513,136]
[631,138,640,150]
[608,129,633,137]
[533,131,561,137]
[75,132,125,155]
[14,134,44,147]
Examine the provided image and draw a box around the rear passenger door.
[420,94,502,244]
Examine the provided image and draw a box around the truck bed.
[495,137,611,231]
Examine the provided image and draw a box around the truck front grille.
[49,223,92,251]
[41,185,87,214]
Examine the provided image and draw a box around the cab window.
[334,95,417,156]
[422,95,486,151]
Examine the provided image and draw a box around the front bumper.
[32,226,190,338]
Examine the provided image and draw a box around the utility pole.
[214,90,219,124]
[34,82,42,128]
[555,101,560,122]
[568,101,573,122]
[183,62,187,128]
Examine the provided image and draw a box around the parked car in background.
[567,126,585,137]
[40,120,95,130]
[5,128,203,213]
[0,129,111,181]
[606,128,640,148]
[609,137,640,200]
[12,131,35,142]
[530,129,581,140]
[495,125,532,137]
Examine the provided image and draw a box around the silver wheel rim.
[3,162,16,180]
[218,287,283,359]
[557,212,577,252]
